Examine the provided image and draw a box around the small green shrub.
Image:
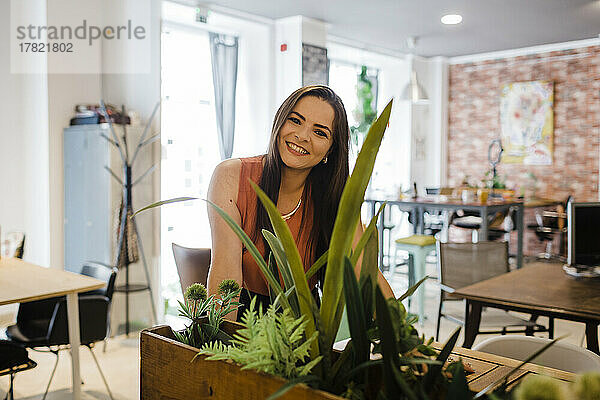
[199,297,322,380]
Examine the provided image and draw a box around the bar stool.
[394,234,437,323]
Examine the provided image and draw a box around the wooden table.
[365,196,525,270]
[334,339,574,393]
[431,343,574,392]
[0,258,105,400]
[454,262,600,354]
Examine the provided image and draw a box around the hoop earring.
[322,156,328,164]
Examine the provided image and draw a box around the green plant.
[173,281,241,348]
[199,296,322,382]
[571,372,600,400]
[484,169,506,189]
[350,66,377,147]
[512,375,566,400]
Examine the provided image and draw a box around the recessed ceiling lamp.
[441,14,462,25]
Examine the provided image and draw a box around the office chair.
[0,341,37,400]
[436,241,553,341]
[5,262,117,400]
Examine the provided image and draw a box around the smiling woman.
[206,85,394,320]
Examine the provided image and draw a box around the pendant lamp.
[401,37,429,104]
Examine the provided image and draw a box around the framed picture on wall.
[500,80,554,165]
[302,43,329,86]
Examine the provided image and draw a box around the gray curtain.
[209,32,238,160]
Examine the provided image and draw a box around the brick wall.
[448,45,600,202]
[447,45,600,256]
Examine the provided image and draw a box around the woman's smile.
[285,141,310,155]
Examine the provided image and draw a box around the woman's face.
[277,96,335,171]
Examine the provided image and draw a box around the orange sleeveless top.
[237,156,316,296]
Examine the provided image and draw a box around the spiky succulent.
[184,283,207,302]
[218,279,240,296]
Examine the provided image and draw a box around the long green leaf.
[390,362,418,400]
[360,276,374,326]
[263,230,301,316]
[132,196,197,217]
[376,285,406,398]
[305,250,328,280]
[446,362,471,399]
[424,327,461,390]
[360,221,379,294]
[342,257,369,368]
[249,181,318,359]
[267,252,279,304]
[205,199,288,309]
[397,276,429,302]
[321,99,393,351]
[262,230,294,291]
[351,202,385,270]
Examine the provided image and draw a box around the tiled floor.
[1,261,596,399]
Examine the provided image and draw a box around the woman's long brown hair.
[254,85,350,287]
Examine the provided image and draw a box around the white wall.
[274,16,303,105]
[0,0,51,267]
[101,0,162,330]
[46,0,103,271]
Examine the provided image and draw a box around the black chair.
[0,341,37,400]
[527,196,571,261]
[451,209,513,242]
[435,241,553,341]
[13,234,25,260]
[5,262,117,400]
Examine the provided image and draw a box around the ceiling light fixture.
[441,14,462,25]
[400,37,429,104]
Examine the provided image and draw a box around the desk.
[365,197,525,270]
[0,258,105,399]
[432,344,574,392]
[454,263,600,354]
[334,339,574,392]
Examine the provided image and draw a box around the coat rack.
[100,101,160,336]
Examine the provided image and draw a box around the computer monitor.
[567,202,600,267]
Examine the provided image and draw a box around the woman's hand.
[207,159,243,320]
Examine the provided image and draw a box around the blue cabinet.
[63,124,112,273]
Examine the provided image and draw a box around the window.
[160,24,220,319]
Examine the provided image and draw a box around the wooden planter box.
[140,324,343,400]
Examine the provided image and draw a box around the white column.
[409,56,449,193]
[274,15,328,104]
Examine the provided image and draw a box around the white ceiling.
[208,0,600,57]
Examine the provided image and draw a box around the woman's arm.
[206,159,243,319]
[352,222,395,299]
